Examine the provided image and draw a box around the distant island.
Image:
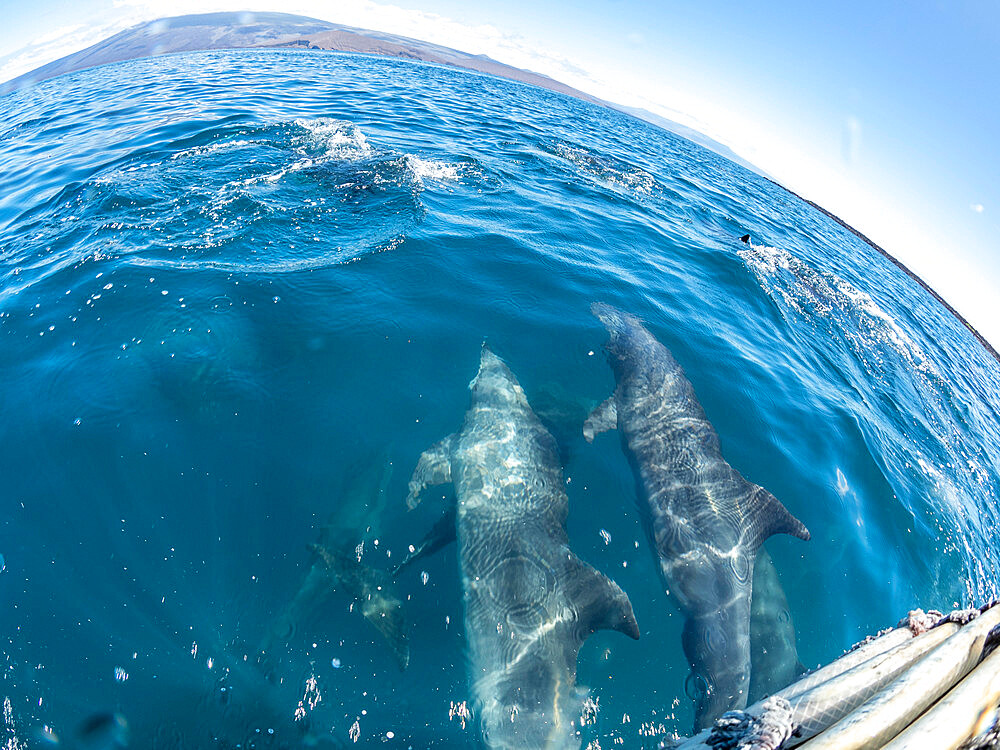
[2,11,995,361]
[0,11,755,172]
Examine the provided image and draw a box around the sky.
[1,0,997,348]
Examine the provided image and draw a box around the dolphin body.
[408,345,640,750]
[748,547,805,703]
[393,521,805,705]
[260,449,409,672]
[583,304,809,730]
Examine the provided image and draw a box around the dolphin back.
[749,547,806,702]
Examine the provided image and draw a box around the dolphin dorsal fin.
[745,481,810,550]
[564,554,640,641]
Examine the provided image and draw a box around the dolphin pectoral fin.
[391,500,457,579]
[565,556,640,641]
[583,394,618,443]
[406,434,455,509]
[745,482,810,547]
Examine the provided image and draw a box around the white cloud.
[31,24,86,46]
[0,23,125,82]
[971,203,985,213]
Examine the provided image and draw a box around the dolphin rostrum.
[408,345,640,749]
[583,303,809,730]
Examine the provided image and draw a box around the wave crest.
[3,118,473,278]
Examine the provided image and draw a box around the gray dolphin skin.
[583,303,810,730]
[408,345,640,750]
[748,547,805,703]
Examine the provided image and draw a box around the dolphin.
[583,303,809,730]
[260,449,409,672]
[748,547,805,702]
[408,345,640,750]
[393,518,806,705]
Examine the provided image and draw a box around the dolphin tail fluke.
[747,482,810,547]
[583,393,618,443]
[565,555,641,641]
[358,569,411,671]
[310,544,411,671]
[406,434,455,509]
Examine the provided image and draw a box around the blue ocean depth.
[1,49,999,748]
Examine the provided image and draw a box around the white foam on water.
[913,455,997,601]
[738,242,1000,601]
[293,117,373,161]
[553,142,656,197]
[738,241,938,377]
[218,120,377,191]
[64,118,462,276]
[224,158,316,192]
[170,139,254,161]
[405,155,461,186]
[92,162,159,186]
[743,238,1000,604]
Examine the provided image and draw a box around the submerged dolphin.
[393,518,806,704]
[583,303,809,730]
[748,547,804,702]
[408,345,640,749]
[260,449,409,672]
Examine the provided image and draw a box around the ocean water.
[1,49,999,748]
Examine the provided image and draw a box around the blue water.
[1,49,999,747]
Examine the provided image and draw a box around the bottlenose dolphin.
[408,345,640,749]
[260,449,409,671]
[748,547,804,702]
[583,303,809,730]
[393,517,806,705]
